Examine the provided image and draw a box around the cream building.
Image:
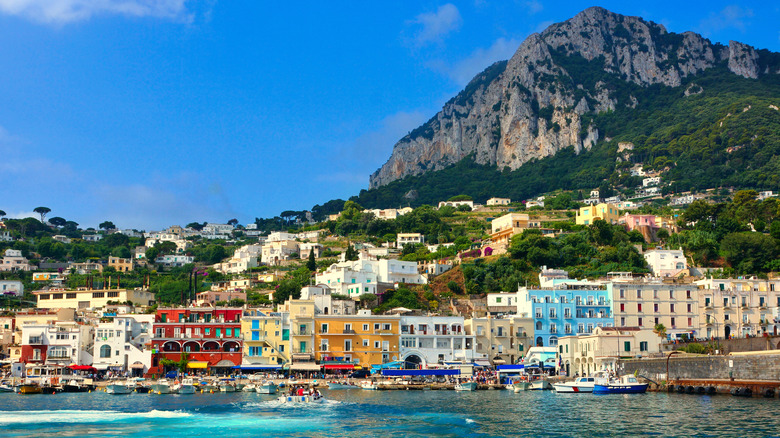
[643,249,688,277]
[465,316,533,365]
[33,288,155,310]
[695,277,780,338]
[558,327,662,376]
[241,309,290,370]
[609,280,700,335]
[486,197,511,206]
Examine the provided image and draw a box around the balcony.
[564,313,573,319]
[342,329,356,334]
[376,329,395,335]
[292,329,310,336]
[291,347,313,354]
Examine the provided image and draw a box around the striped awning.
[187,361,209,369]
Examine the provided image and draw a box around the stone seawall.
[619,354,780,382]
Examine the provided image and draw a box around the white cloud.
[0,0,194,24]
[697,5,754,35]
[523,0,543,15]
[428,37,521,86]
[407,3,462,46]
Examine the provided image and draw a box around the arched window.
[100,345,111,358]
[536,321,542,330]
[536,336,543,346]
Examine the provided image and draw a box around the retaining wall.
[619,354,780,382]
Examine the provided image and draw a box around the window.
[362,339,369,347]
[624,341,631,352]
[374,341,380,349]
[686,290,691,299]
[636,290,642,299]
[669,290,674,299]
[66,293,76,299]
[620,317,625,326]
[688,317,692,327]
[550,323,557,334]
[252,320,259,330]
[638,317,643,326]
[654,303,659,313]
[363,324,369,331]
[535,308,542,318]
[640,341,648,352]
[549,309,556,318]
[637,303,642,312]
[100,345,111,358]
[670,304,675,313]
[383,324,391,331]
[653,290,658,299]
[687,304,692,313]
[619,289,625,298]
[671,317,676,327]
[344,340,352,352]
[252,331,259,341]
[321,324,328,334]
[620,303,625,312]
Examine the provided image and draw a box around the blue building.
[517,284,614,347]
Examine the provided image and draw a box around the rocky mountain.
[369,7,779,189]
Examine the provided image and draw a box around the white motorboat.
[553,376,599,393]
[174,378,197,394]
[593,375,648,394]
[150,379,172,394]
[529,376,551,390]
[242,384,257,392]
[277,389,324,403]
[219,382,237,392]
[454,381,478,391]
[257,381,278,394]
[360,380,377,390]
[105,381,134,395]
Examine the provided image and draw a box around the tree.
[34,206,51,223]
[344,243,359,261]
[160,352,190,375]
[48,216,67,227]
[447,281,462,295]
[656,228,670,241]
[0,210,5,219]
[227,218,238,226]
[306,250,316,271]
[186,222,205,231]
[99,221,116,231]
[654,323,667,339]
[144,247,159,263]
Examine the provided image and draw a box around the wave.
[0,409,192,425]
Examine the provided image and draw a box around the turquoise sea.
[1,389,779,437]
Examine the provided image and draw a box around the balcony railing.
[342,329,356,334]
[291,347,313,354]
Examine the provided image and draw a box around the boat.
[199,380,219,393]
[529,376,552,390]
[327,381,358,390]
[105,381,134,395]
[242,384,257,392]
[454,381,478,391]
[360,380,377,390]
[18,383,43,394]
[512,381,531,392]
[219,382,237,392]
[277,388,324,403]
[257,381,278,394]
[135,385,152,394]
[0,382,17,392]
[173,378,196,395]
[61,379,94,393]
[592,375,648,394]
[553,376,600,393]
[150,379,172,394]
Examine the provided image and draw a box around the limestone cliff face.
[369,7,775,189]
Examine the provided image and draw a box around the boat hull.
[257,384,278,394]
[176,385,196,394]
[18,384,42,395]
[513,382,531,392]
[150,384,171,394]
[106,384,133,395]
[592,384,648,394]
[327,383,358,390]
[530,381,552,390]
[277,394,323,403]
[219,385,236,392]
[553,384,594,393]
[455,382,478,391]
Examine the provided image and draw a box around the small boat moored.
[360,380,377,390]
[257,381,278,394]
[592,375,648,394]
[454,381,478,391]
[553,376,601,393]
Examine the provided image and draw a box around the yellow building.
[240,308,289,370]
[575,203,621,225]
[108,256,134,272]
[489,213,540,245]
[280,299,318,372]
[314,312,400,370]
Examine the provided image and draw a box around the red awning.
[323,364,355,370]
[68,365,97,371]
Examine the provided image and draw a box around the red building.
[149,307,243,376]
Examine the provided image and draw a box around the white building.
[93,314,154,375]
[21,321,94,366]
[52,235,72,244]
[202,223,234,236]
[299,243,323,260]
[155,255,194,268]
[82,234,103,242]
[364,207,413,220]
[643,249,687,277]
[214,244,262,274]
[0,280,23,296]
[397,233,424,248]
[0,249,33,272]
[267,231,297,242]
[316,256,425,298]
[145,233,191,253]
[643,177,661,187]
[261,240,299,266]
[399,316,476,367]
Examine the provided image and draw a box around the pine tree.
[306,249,316,271]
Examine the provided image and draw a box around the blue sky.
[1,1,778,230]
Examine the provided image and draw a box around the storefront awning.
[289,363,321,371]
[381,369,459,376]
[233,365,283,371]
[323,364,355,370]
[473,359,492,367]
[213,360,236,367]
[187,361,209,369]
[130,362,146,370]
[68,365,97,372]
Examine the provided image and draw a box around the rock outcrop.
[369,7,777,189]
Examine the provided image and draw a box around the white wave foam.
[0,410,192,425]
[466,418,476,424]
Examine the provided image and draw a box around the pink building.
[620,214,658,232]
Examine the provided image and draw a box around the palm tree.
[33,206,51,223]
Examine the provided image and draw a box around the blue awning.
[381,369,460,376]
[233,365,283,370]
[496,365,524,371]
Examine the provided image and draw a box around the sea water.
[1,389,779,437]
